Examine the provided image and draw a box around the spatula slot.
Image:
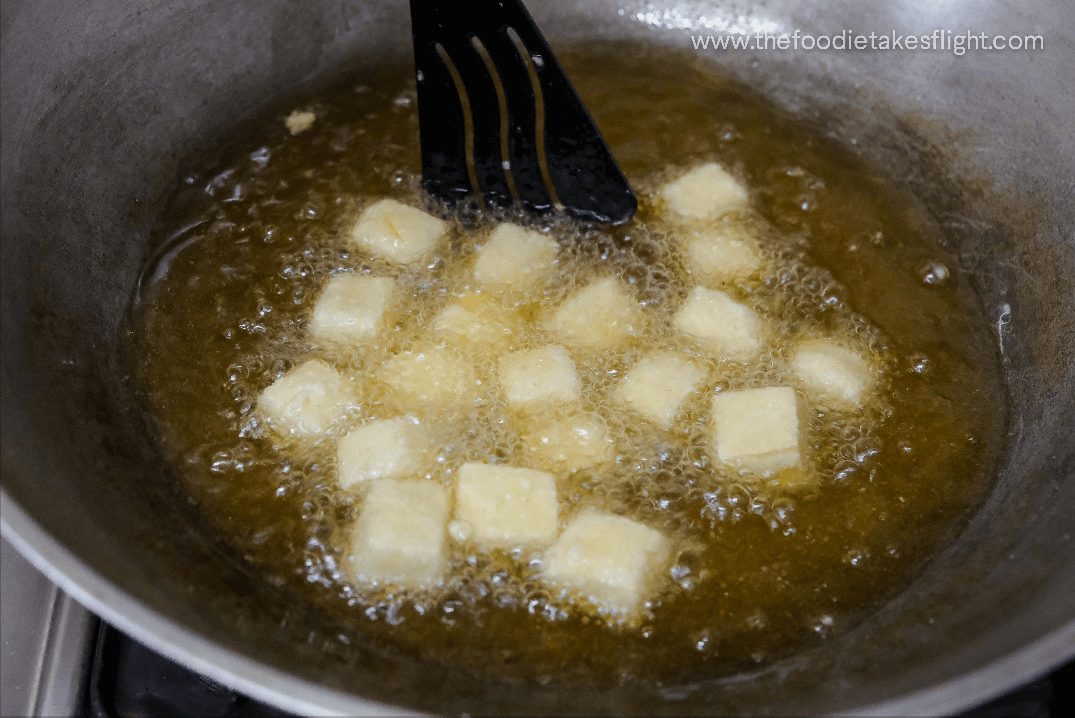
[432,43,483,206]
[470,36,520,204]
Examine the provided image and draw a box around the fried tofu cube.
[347,479,449,588]
[682,225,763,282]
[674,286,768,360]
[790,339,873,406]
[661,162,749,221]
[310,274,395,345]
[544,277,641,351]
[337,416,433,488]
[379,346,480,411]
[710,386,801,476]
[498,345,580,406]
[473,224,559,290]
[542,511,671,616]
[257,359,353,438]
[615,352,705,429]
[454,463,559,548]
[433,295,521,347]
[522,413,612,473]
[350,199,447,265]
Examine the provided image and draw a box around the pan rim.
[5,486,1074,715]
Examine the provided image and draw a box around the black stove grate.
[86,623,294,718]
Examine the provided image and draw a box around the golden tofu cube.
[616,352,705,429]
[257,359,354,438]
[544,277,641,351]
[660,162,749,221]
[542,510,671,617]
[710,386,801,476]
[350,198,447,265]
[454,463,559,548]
[498,345,581,406]
[347,479,449,588]
[790,339,873,407]
[473,224,559,290]
[379,346,480,412]
[337,416,433,488]
[522,413,612,473]
[310,274,395,345]
[682,225,763,282]
[433,295,522,348]
[674,286,768,360]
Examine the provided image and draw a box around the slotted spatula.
[408,0,637,225]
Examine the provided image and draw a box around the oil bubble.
[920,261,950,285]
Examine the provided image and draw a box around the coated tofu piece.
[522,413,612,473]
[257,359,353,438]
[542,511,671,616]
[285,110,315,135]
[499,345,580,406]
[790,339,873,407]
[710,386,801,476]
[379,346,480,411]
[682,226,763,282]
[473,224,559,290]
[337,416,433,488]
[615,352,705,429]
[674,286,768,360]
[544,277,641,351]
[660,163,749,221]
[310,274,395,345]
[454,463,559,548]
[433,294,521,347]
[347,479,449,588]
[350,199,447,265]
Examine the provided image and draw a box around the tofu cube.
[710,386,801,476]
[499,345,580,406]
[790,339,873,406]
[542,511,671,616]
[337,416,433,488]
[473,224,559,290]
[350,199,447,265]
[310,274,395,345]
[674,286,768,360]
[544,277,641,351]
[257,359,353,438]
[682,226,763,282]
[379,346,480,412]
[615,352,705,429]
[454,463,559,548]
[660,162,749,221]
[522,413,612,473]
[433,295,521,347]
[347,479,449,588]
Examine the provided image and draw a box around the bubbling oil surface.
[132,48,1003,683]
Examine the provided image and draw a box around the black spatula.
[408,0,637,225]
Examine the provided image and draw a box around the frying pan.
[2,0,1073,714]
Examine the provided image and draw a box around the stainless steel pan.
[2,0,1073,714]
